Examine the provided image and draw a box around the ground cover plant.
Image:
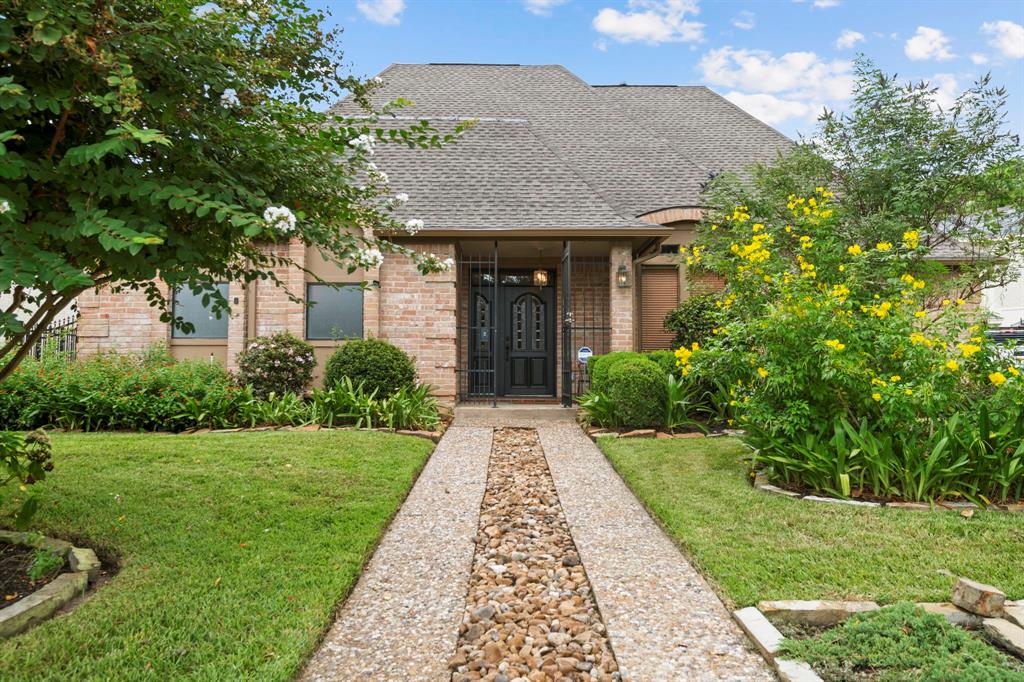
[0,430,432,680]
[778,603,1024,681]
[598,435,1024,607]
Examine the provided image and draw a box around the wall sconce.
[533,269,549,287]
[616,264,631,288]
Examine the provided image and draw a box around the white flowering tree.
[0,0,465,383]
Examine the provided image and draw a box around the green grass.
[779,603,1024,681]
[599,436,1024,607]
[0,431,433,681]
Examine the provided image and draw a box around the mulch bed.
[0,542,68,609]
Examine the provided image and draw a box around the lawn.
[0,430,433,681]
[599,435,1024,608]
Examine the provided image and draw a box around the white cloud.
[356,0,405,25]
[698,47,854,101]
[524,0,569,16]
[929,73,960,110]
[904,26,954,61]
[813,0,840,7]
[981,20,1024,59]
[732,10,755,30]
[592,0,704,45]
[835,29,865,49]
[595,38,609,51]
[724,92,818,125]
[970,52,990,65]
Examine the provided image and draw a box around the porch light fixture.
[532,268,549,287]
[616,264,631,288]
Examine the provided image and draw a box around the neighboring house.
[984,257,1024,327]
[76,63,793,405]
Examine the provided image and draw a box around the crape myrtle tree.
[698,58,1024,305]
[0,0,467,521]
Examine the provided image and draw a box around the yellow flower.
[876,241,893,251]
[942,299,951,306]
[847,244,863,256]
[904,388,913,395]
[956,298,966,306]
[824,338,846,351]
[945,360,960,371]
[872,392,882,402]
[958,343,981,358]
[757,367,769,378]
[890,375,901,382]
[903,230,919,249]
[989,372,1007,387]
[1008,366,1020,377]
[914,310,926,318]
[838,264,846,272]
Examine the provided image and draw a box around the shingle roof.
[330,64,793,231]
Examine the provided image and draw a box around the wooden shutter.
[640,266,680,350]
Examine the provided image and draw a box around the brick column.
[609,241,634,352]
[77,282,170,357]
[255,239,306,337]
[378,242,457,404]
[225,281,248,371]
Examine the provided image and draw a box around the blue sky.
[311,0,1024,139]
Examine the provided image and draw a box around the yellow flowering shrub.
[685,190,1024,502]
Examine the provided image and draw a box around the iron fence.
[30,312,79,361]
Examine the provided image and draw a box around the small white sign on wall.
[577,346,593,366]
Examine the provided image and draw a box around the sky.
[310,0,1024,139]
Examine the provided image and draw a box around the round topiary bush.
[664,294,719,348]
[606,358,667,428]
[644,350,677,377]
[588,351,645,393]
[235,332,316,399]
[323,338,416,396]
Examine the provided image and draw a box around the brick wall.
[253,240,306,339]
[376,242,458,404]
[688,268,727,296]
[77,283,170,356]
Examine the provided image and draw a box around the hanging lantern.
[533,269,549,287]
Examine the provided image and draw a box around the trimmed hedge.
[323,338,416,397]
[589,350,678,393]
[664,294,718,348]
[606,358,667,428]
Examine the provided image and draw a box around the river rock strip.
[450,427,620,682]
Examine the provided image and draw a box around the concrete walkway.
[539,422,773,681]
[304,408,771,680]
[301,426,492,681]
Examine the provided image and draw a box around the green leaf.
[32,26,62,46]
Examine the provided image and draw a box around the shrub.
[685,188,1024,502]
[606,358,667,428]
[588,352,644,393]
[664,294,719,348]
[235,333,316,399]
[323,338,416,397]
[0,350,235,431]
[645,350,677,377]
[576,390,620,428]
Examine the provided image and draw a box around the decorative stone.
[69,547,102,583]
[673,431,705,438]
[775,658,824,682]
[756,482,802,499]
[620,429,656,438]
[983,618,1024,658]
[1003,605,1024,629]
[733,607,783,658]
[917,602,982,629]
[758,600,879,627]
[951,577,1005,617]
[396,429,441,443]
[886,502,933,511]
[0,571,87,638]
[802,496,880,507]
[656,432,672,439]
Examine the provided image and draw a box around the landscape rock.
[68,547,102,583]
[917,602,983,629]
[620,429,655,438]
[449,428,618,679]
[951,577,1005,617]
[758,600,879,627]
[1004,605,1024,629]
[983,618,1024,658]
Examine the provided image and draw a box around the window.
[660,243,682,255]
[306,284,363,340]
[172,283,229,339]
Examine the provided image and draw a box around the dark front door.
[499,282,556,396]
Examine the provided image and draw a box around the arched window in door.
[512,293,545,352]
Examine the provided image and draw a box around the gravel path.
[450,428,620,681]
[538,423,774,681]
[301,426,493,682]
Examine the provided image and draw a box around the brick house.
[76,64,792,405]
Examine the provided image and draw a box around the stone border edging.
[180,424,446,443]
[0,530,101,638]
[752,472,1024,513]
[732,607,823,682]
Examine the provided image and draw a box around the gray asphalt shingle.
[330,64,793,230]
